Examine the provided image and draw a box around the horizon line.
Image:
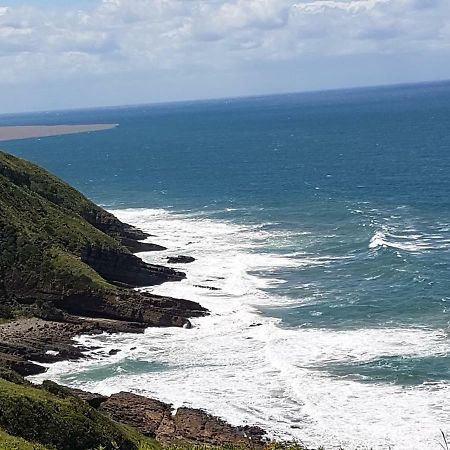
[1,77,450,118]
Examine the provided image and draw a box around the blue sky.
[0,0,450,113]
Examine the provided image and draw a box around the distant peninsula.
[0,124,117,142]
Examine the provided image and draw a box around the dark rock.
[108,349,121,356]
[122,238,167,253]
[81,245,186,287]
[66,387,108,408]
[58,290,207,327]
[0,297,206,374]
[167,255,196,264]
[0,352,46,376]
[81,210,151,247]
[98,391,266,447]
[239,425,267,441]
[194,285,220,291]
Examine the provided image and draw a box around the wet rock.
[122,238,167,253]
[81,245,186,287]
[194,285,220,291]
[0,352,46,376]
[58,289,207,328]
[167,255,196,264]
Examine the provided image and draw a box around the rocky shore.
[66,389,266,447]
[0,151,269,448]
[0,310,268,448]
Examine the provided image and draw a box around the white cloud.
[0,0,449,109]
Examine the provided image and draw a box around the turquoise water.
[4,81,450,449]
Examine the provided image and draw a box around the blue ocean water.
[3,81,450,449]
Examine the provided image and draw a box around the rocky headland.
[0,150,269,449]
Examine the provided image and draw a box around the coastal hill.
[0,150,269,449]
[0,150,207,374]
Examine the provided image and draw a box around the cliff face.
[0,151,269,450]
[0,151,205,325]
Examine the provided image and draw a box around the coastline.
[0,236,268,448]
[26,207,291,440]
[1,124,449,449]
[0,148,269,447]
[0,124,118,142]
[33,206,450,450]
[0,238,268,448]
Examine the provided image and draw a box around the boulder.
[167,255,196,264]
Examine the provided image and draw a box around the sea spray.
[30,208,450,450]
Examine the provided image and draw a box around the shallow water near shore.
[4,81,450,449]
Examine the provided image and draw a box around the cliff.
[0,151,273,450]
[0,150,206,372]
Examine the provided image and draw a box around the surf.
[29,207,450,450]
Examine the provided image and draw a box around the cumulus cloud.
[0,0,449,109]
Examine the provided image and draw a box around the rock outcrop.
[0,150,206,327]
[81,245,184,287]
[98,391,266,447]
[167,255,196,264]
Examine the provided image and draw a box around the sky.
[0,0,450,113]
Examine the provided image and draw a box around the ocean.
[2,81,450,449]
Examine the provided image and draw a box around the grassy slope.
[0,429,49,449]
[0,150,126,236]
[0,151,127,316]
[0,377,159,450]
[0,152,184,449]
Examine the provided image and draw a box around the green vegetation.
[0,151,131,317]
[0,428,49,450]
[0,150,126,234]
[0,377,159,450]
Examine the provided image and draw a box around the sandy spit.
[0,124,118,142]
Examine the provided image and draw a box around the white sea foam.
[30,208,450,450]
[369,227,435,252]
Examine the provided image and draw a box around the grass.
[0,150,125,236]
[0,378,161,450]
[0,151,129,317]
[0,428,49,449]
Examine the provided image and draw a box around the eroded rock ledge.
[68,389,267,448]
[0,294,206,376]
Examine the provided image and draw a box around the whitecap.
[29,208,450,450]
